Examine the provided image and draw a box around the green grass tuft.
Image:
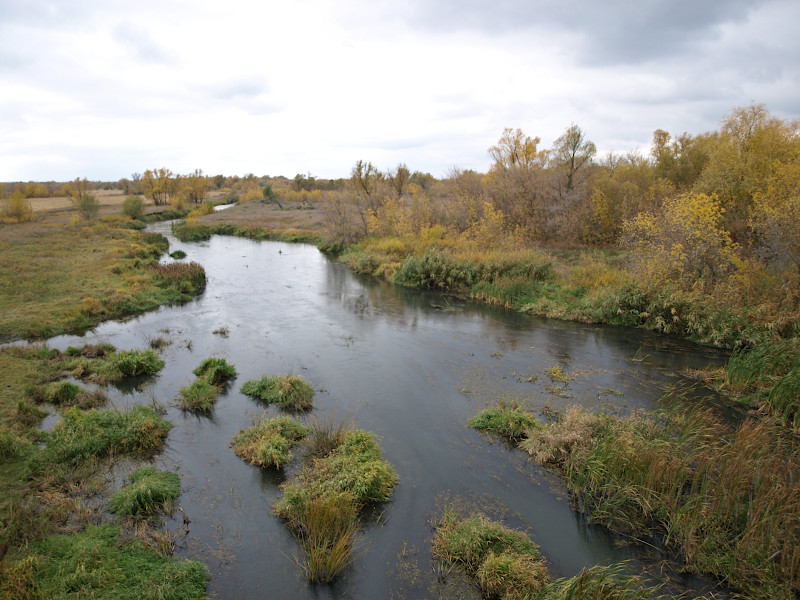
[231,415,310,468]
[42,406,172,466]
[241,374,314,411]
[192,357,237,386]
[178,379,218,413]
[468,400,540,440]
[109,467,181,517]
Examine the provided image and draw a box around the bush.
[122,195,145,220]
[109,467,180,517]
[241,374,314,411]
[77,193,100,221]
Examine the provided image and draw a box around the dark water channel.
[46,222,730,599]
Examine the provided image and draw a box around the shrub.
[241,374,314,411]
[231,416,310,468]
[193,357,237,386]
[122,195,145,220]
[77,193,100,221]
[109,467,181,517]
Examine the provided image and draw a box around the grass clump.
[0,524,208,600]
[241,374,314,411]
[65,348,165,384]
[468,400,540,440]
[42,406,172,466]
[231,415,310,468]
[0,426,34,460]
[178,379,218,413]
[169,250,187,259]
[193,357,237,386]
[274,425,398,582]
[432,509,549,600]
[109,466,181,518]
[27,381,107,410]
[179,357,238,413]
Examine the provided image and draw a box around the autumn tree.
[182,169,209,204]
[651,130,710,191]
[551,124,596,200]
[622,192,739,287]
[62,177,99,220]
[141,168,174,206]
[389,163,410,198]
[695,104,799,244]
[486,127,549,237]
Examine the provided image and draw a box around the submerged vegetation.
[241,373,315,411]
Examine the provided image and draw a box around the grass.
[241,374,314,411]
[518,405,800,599]
[178,379,218,413]
[0,222,205,341]
[537,563,665,600]
[109,467,181,518]
[0,524,208,600]
[192,357,237,386]
[41,406,172,467]
[27,381,107,410]
[431,508,549,600]
[273,424,398,582]
[468,399,540,440]
[178,357,238,412]
[231,415,310,468]
[63,348,166,384]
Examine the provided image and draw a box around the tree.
[182,169,209,204]
[551,124,596,198]
[622,192,739,287]
[141,168,174,206]
[486,128,549,237]
[389,163,410,198]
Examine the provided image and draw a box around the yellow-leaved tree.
[622,192,740,288]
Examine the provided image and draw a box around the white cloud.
[0,0,797,181]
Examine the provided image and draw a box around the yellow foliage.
[623,192,739,287]
[1,191,35,223]
[751,157,800,276]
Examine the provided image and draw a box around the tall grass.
[178,379,218,413]
[42,406,172,466]
[523,405,800,599]
[274,425,398,582]
[0,524,208,600]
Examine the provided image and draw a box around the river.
[45,222,729,599]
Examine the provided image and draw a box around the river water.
[45,222,729,599]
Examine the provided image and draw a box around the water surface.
[47,222,729,598]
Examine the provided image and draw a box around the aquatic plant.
[241,374,314,411]
[192,357,237,386]
[275,427,398,582]
[178,379,218,413]
[109,467,181,517]
[431,509,548,600]
[537,563,665,600]
[468,400,540,440]
[231,415,310,468]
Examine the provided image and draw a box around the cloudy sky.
[1,0,798,182]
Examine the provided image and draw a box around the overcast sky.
[1,0,798,182]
